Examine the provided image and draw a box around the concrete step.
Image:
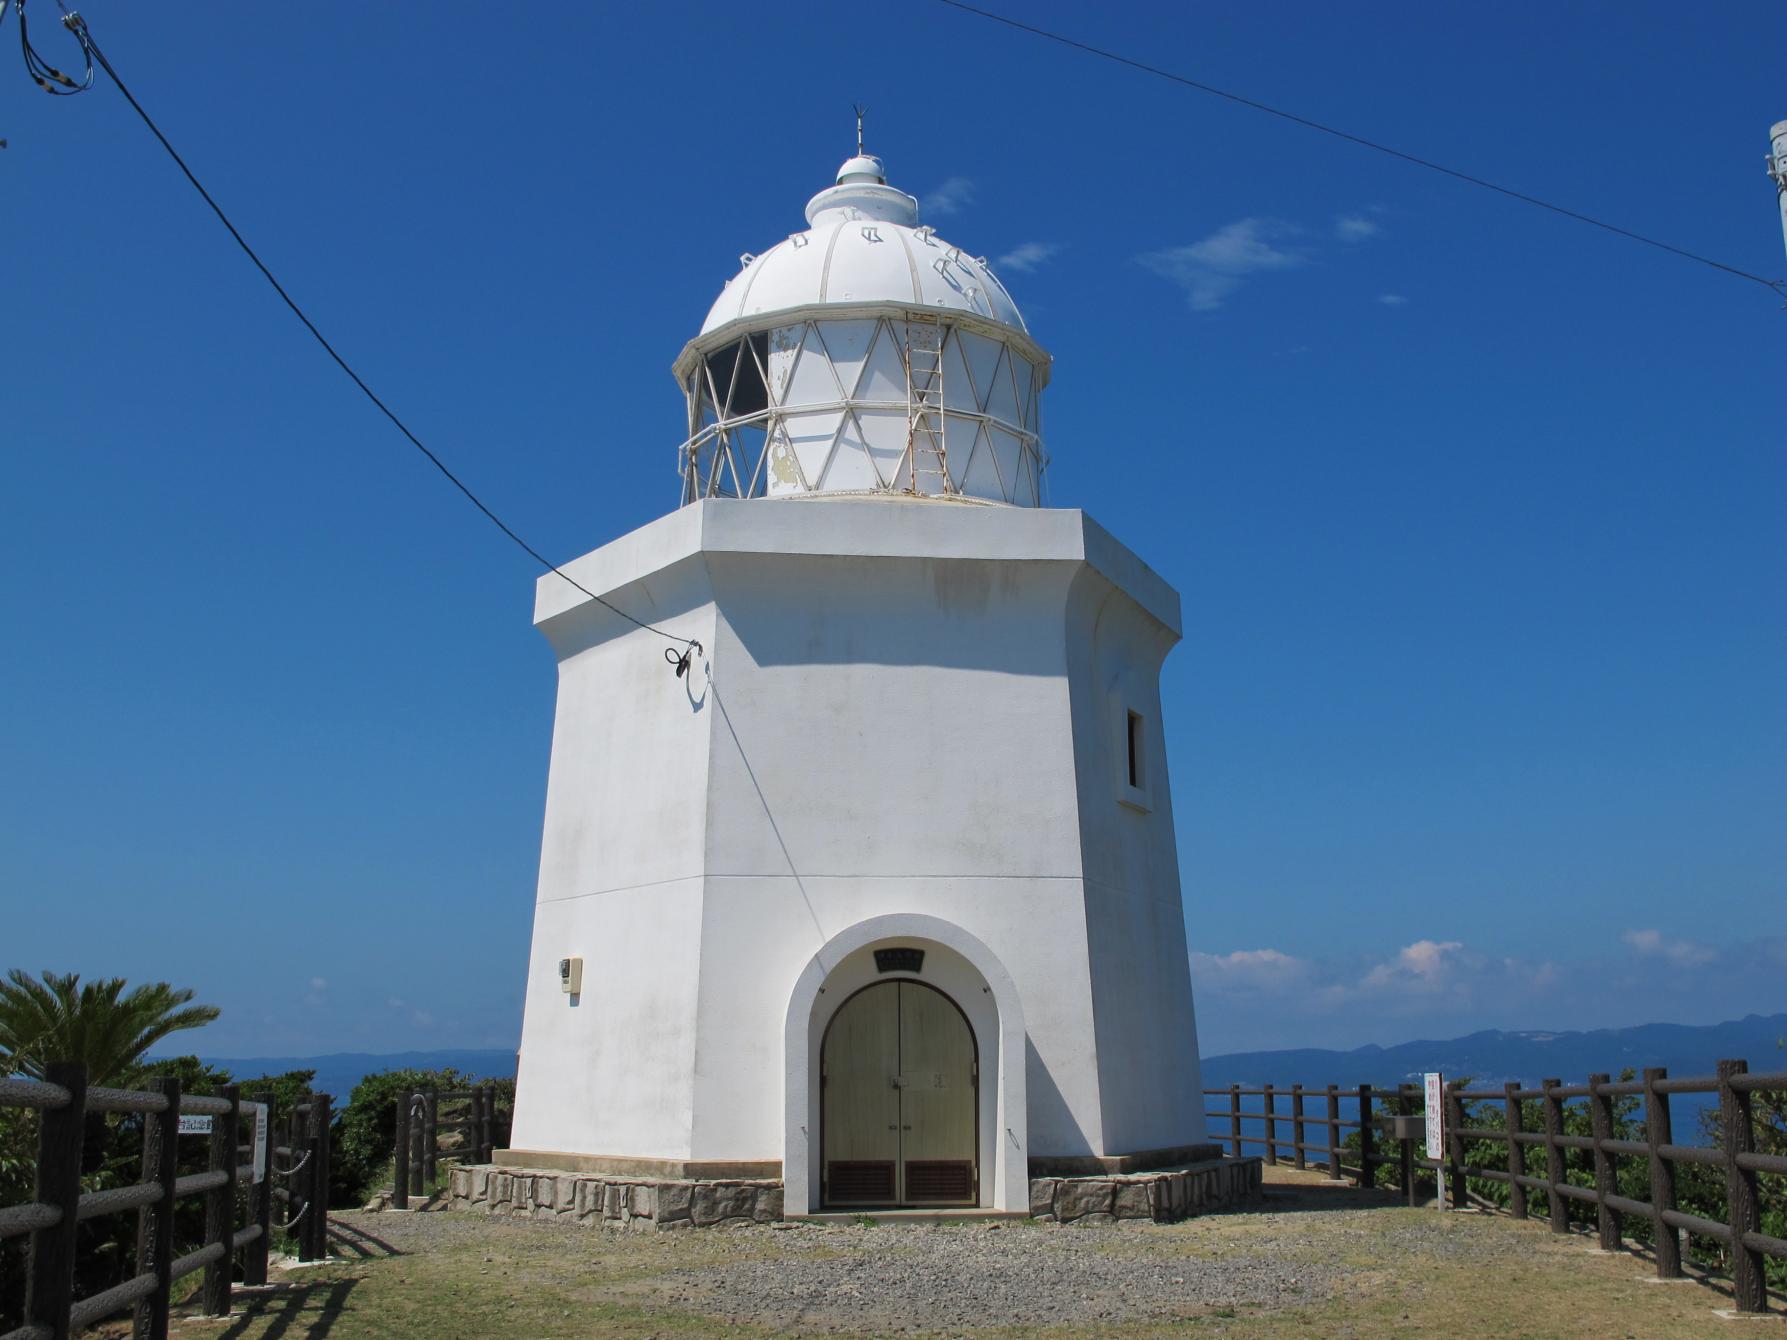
[791,1209,1030,1226]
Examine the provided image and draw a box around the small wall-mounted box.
[558,956,583,995]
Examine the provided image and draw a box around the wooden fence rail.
[0,1063,331,1339]
[390,1086,507,1211]
[1206,1058,1787,1316]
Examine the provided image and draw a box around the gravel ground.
[327,1180,1365,1333]
[192,1171,1757,1338]
[646,1220,1343,1331]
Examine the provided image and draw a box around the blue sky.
[3,1,1783,1060]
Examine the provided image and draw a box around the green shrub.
[331,1067,515,1206]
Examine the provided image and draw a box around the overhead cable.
[935,0,1786,299]
[37,8,699,656]
[3,0,93,95]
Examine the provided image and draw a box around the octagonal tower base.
[508,497,1206,1214]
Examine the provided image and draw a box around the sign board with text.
[177,1104,266,1181]
[1423,1072,1444,1160]
[250,1102,268,1183]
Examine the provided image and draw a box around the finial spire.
[853,104,867,156]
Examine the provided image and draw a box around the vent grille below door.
[826,1161,896,1202]
[903,1160,974,1203]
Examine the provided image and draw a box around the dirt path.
[167,1168,1782,1338]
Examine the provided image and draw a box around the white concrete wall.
[684,540,1105,1165]
[509,556,717,1159]
[1064,519,1204,1154]
[510,499,1202,1176]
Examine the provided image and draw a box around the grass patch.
[167,1171,1777,1339]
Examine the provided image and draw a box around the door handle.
[888,1125,898,1131]
[902,1125,912,1131]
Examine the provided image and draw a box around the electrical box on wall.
[558,957,583,995]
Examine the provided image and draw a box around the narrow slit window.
[1126,710,1144,790]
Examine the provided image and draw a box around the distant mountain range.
[1201,1013,1787,1091]
[173,1015,1787,1103]
[184,1049,517,1099]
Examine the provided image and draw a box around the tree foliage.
[0,970,219,1086]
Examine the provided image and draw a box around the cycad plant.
[0,970,219,1086]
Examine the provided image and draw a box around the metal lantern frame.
[674,304,1050,508]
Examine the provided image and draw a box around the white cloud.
[922,177,975,218]
[1376,293,1408,306]
[1362,939,1465,992]
[994,242,1062,274]
[1190,947,1310,990]
[1138,218,1307,311]
[1193,930,1775,1056]
[1621,928,1717,969]
[309,976,328,991]
[1336,214,1382,242]
[1399,939,1462,980]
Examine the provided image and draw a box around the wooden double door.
[821,979,978,1207]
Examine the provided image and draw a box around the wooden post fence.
[311,1093,333,1262]
[1504,1081,1527,1220]
[201,1082,240,1317]
[1290,1084,1306,1170]
[134,1074,180,1340]
[245,1089,274,1288]
[422,1090,439,1186]
[26,1059,86,1339]
[1718,1058,1765,1314]
[392,1089,411,1210]
[1541,1077,1567,1234]
[1188,1062,1786,1318]
[3,1064,322,1338]
[1642,1066,1680,1278]
[1358,1084,1375,1189]
[1325,1085,1342,1179]
[408,1094,425,1197]
[1444,1085,1466,1211]
[1262,1084,1277,1165]
[1587,1073,1620,1250]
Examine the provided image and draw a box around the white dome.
[699,157,1028,338]
[675,150,1049,510]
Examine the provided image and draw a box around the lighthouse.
[503,143,1208,1216]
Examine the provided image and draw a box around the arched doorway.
[820,979,977,1207]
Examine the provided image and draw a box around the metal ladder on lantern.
[903,318,954,496]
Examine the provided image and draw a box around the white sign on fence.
[178,1114,213,1136]
[1423,1072,1444,1160]
[249,1102,268,1184]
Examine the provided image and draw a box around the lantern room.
[674,153,1051,507]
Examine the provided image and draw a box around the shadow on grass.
[214,1277,359,1340]
[327,1220,404,1260]
[1246,1175,1413,1215]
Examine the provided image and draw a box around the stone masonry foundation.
[449,1156,1261,1230]
[449,1164,782,1230]
[1030,1156,1263,1224]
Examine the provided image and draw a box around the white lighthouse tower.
[504,143,1207,1215]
